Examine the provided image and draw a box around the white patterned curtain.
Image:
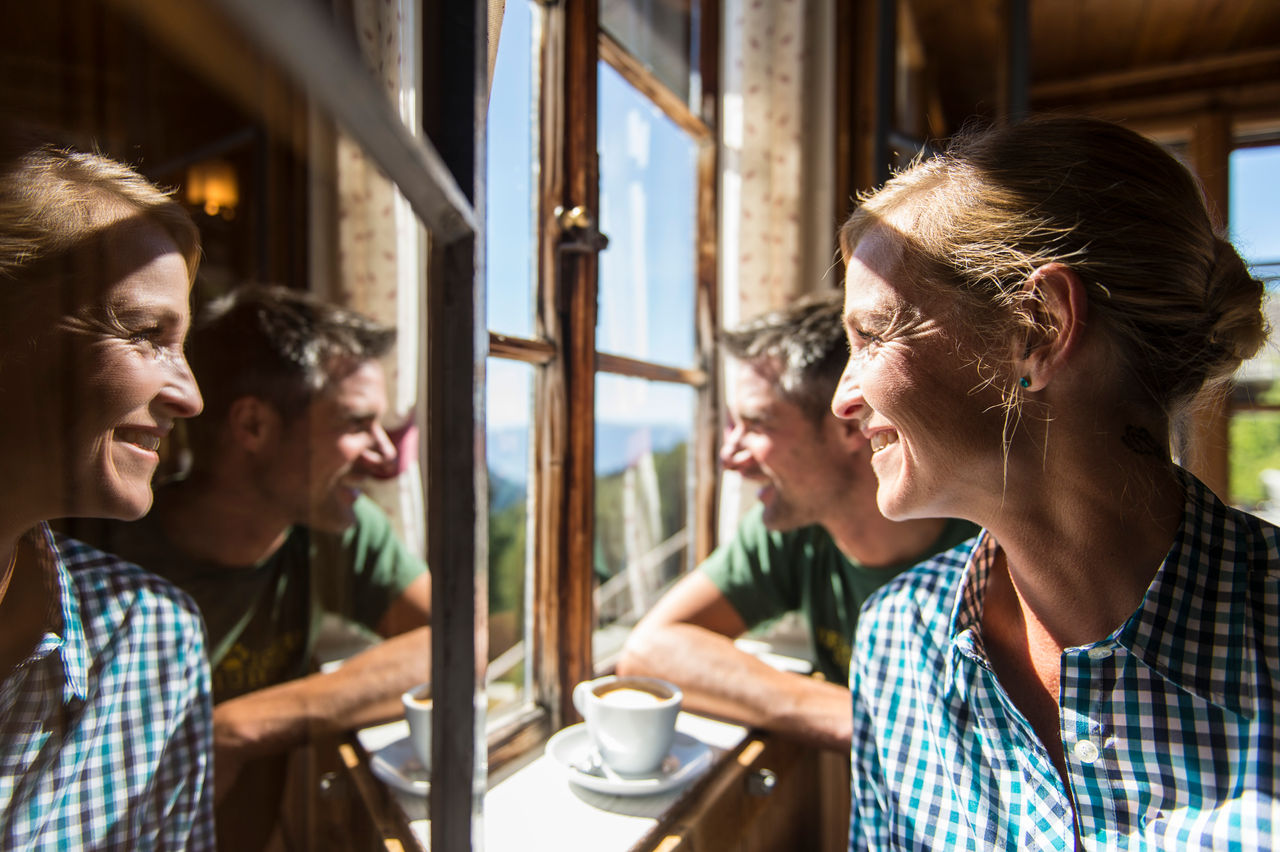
[720,0,835,329]
[719,0,836,537]
[324,0,426,556]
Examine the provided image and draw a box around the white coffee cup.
[402,683,432,772]
[572,675,682,777]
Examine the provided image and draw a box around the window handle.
[555,205,610,254]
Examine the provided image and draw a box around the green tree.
[488,472,527,670]
[1230,380,1280,507]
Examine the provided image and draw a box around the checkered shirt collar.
[945,467,1257,717]
[33,524,90,704]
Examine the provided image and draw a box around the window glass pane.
[597,62,698,367]
[1230,408,1280,519]
[1230,145,1280,283]
[4,1,484,843]
[486,0,537,338]
[592,374,695,667]
[1229,144,1280,510]
[486,358,534,716]
[600,0,697,106]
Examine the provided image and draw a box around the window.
[2,0,488,847]
[483,0,720,737]
[1228,142,1280,516]
[592,60,703,663]
[2,0,722,845]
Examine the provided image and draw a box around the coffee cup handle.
[572,680,593,719]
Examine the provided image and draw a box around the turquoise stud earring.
[1019,376,1031,389]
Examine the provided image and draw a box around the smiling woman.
[834,116,1279,851]
[0,127,216,849]
[0,136,204,523]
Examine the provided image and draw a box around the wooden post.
[1184,109,1232,499]
[695,0,722,566]
[424,1,486,849]
[535,0,600,727]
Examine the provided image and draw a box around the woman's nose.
[160,355,203,419]
[831,365,865,424]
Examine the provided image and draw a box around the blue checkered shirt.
[0,526,215,850]
[849,469,1280,850]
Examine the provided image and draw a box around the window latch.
[554,205,610,254]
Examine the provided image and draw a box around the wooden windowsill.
[349,713,749,851]
[486,713,749,851]
[342,644,836,851]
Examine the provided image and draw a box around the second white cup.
[402,682,432,772]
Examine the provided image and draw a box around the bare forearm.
[618,623,851,750]
[214,625,431,760]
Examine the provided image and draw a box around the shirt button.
[1074,739,1101,764]
[1087,646,1113,660]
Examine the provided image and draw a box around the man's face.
[720,358,868,532]
[262,359,395,532]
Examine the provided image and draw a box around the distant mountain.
[489,469,525,512]
[486,421,689,486]
[487,428,530,486]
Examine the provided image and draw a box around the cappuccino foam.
[598,687,664,707]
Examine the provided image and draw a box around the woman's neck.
[981,435,1184,649]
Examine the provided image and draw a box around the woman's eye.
[855,327,882,344]
[129,327,171,353]
[130,328,160,343]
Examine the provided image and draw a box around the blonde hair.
[840,116,1267,435]
[0,135,200,307]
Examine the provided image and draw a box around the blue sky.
[485,1,696,429]
[1230,146,1280,277]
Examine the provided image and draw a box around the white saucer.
[546,723,713,796]
[368,735,430,797]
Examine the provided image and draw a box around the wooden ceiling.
[907,0,1280,138]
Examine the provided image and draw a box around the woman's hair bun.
[1203,236,1268,382]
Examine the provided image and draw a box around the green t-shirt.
[700,505,977,685]
[86,493,427,703]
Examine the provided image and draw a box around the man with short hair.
[618,292,974,749]
[84,284,430,852]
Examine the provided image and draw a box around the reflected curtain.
[326,0,426,556]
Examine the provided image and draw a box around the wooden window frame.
[482,0,722,740]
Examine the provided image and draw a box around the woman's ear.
[1018,263,1088,392]
[226,396,282,453]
